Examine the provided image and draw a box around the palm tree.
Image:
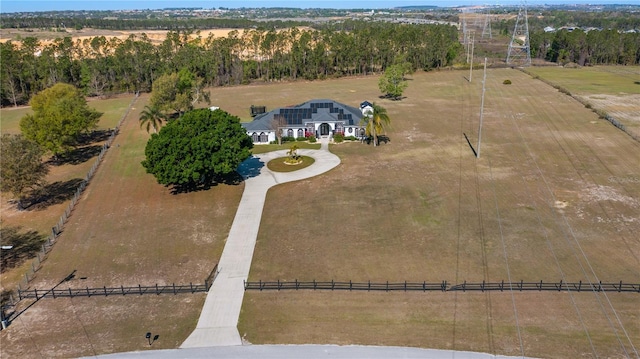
[360,103,391,147]
[139,105,166,133]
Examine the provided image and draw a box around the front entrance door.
[319,123,330,136]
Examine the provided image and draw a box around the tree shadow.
[237,156,265,179]
[0,226,46,273]
[49,145,102,166]
[76,129,113,146]
[170,171,244,195]
[362,135,391,146]
[26,178,84,211]
[378,95,407,101]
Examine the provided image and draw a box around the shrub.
[333,133,344,143]
[281,136,296,143]
[296,136,307,141]
[308,135,317,143]
[344,136,358,141]
[503,79,512,85]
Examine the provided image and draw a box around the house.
[242,99,370,144]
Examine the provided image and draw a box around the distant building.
[242,99,369,144]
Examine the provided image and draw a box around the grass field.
[1,69,639,358]
[240,69,640,358]
[525,66,640,139]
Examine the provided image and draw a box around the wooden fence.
[17,282,208,300]
[244,280,640,293]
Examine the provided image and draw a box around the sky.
[0,0,637,13]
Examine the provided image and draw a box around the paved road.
[86,344,533,359]
[181,138,340,348]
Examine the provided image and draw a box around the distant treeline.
[0,22,461,107]
[0,16,306,31]
[492,10,640,66]
[530,29,640,66]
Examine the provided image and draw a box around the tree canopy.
[0,134,49,209]
[141,108,253,190]
[19,83,102,157]
[378,64,409,100]
[149,69,210,116]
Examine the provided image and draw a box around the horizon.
[1,0,638,13]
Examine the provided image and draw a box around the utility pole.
[469,32,475,82]
[477,58,487,159]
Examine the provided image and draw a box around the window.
[287,129,294,138]
[252,132,259,142]
[260,132,268,142]
[347,127,352,134]
[297,129,303,138]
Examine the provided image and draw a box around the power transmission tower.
[482,11,492,39]
[506,3,531,66]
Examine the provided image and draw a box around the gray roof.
[242,99,364,132]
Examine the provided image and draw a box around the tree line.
[530,28,640,66]
[0,22,460,107]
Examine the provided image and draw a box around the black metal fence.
[245,280,640,293]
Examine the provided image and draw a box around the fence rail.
[17,282,208,300]
[245,280,640,293]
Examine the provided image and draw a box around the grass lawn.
[267,156,315,172]
[1,69,639,358]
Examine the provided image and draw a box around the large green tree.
[360,103,391,147]
[149,69,210,116]
[19,83,102,158]
[378,64,408,100]
[142,108,253,189]
[0,134,49,209]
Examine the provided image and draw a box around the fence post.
[259,280,262,291]
[104,286,108,296]
[121,285,125,295]
[34,289,38,300]
[386,281,389,292]
[295,279,298,290]
[481,280,485,292]
[578,280,582,292]
[619,280,622,293]
[52,288,56,299]
[156,284,159,295]
[539,280,543,291]
[463,281,466,292]
[349,280,352,291]
[313,279,316,290]
[69,288,72,297]
[277,279,280,291]
[87,287,91,297]
[331,280,334,291]
[368,280,370,292]
[500,280,504,292]
[558,279,563,291]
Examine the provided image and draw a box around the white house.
[242,99,371,144]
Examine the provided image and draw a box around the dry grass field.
[240,69,639,358]
[526,66,640,140]
[1,69,638,358]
